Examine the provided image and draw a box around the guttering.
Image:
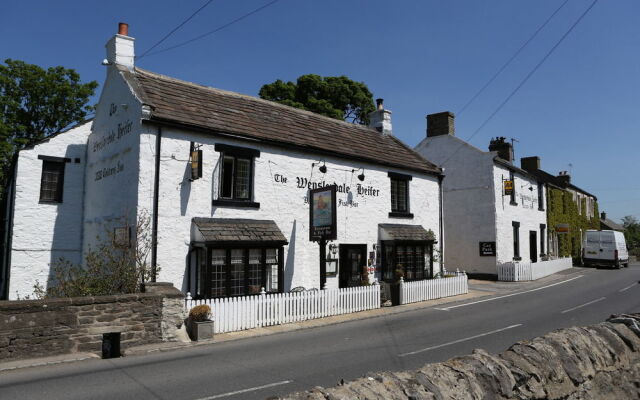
[438,172,445,274]
[150,126,162,282]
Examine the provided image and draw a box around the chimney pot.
[488,137,513,163]
[118,22,129,36]
[368,98,392,135]
[426,111,455,137]
[521,156,540,171]
[601,212,607,220]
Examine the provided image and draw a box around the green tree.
[259,74,375,125]
[0,59,98,198]
[622,215,640,252]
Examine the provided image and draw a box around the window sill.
[389,211,414,219]
[513,256,522,261]
[39,200,62,204]
[538,207,545,211]
[212,199,260,208]
[510,201,518,206]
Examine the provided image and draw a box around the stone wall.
[283,314,640,399]
[0,283,184,360]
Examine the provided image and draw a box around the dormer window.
[213,144,260,208]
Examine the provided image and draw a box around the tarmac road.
[1,263,638,400]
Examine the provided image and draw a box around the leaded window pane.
[266,248,278,293]
[221,156,234,198]
[415,246,424,280]
[234,158,250,199]
[248,249,262,294]
[211,249,226,297]
[390,179,398,211]
[397,180,407,212]
[230,249,245,296]
[40,161,64,202]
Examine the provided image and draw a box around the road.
[1,263,639,400]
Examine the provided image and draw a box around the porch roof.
[192,218,288,244]
[378,224,435,241]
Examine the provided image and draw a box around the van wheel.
[623,263,629,268]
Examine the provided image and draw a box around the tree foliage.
[259,74,375,125]
[0,59,98,197]
[33,212,154,299]
[622,215,640,255]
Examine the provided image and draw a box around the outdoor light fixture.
[352,167,365,181]
[315,161,327,173]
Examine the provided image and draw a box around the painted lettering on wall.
[92,120,133,153]
[94,161,125,181]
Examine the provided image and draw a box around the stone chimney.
[557,171,571,186]
[520,156,540,172]
[601,211,607,220]
[488,137,513,163]
[105,22,135,69]
[426,111,455,137]
[368,98,392,135]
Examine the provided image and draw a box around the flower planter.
[188,319,214,341]
[389,282,401,306]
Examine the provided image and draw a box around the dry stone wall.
[282,314,640,400]
[0,283,185,360]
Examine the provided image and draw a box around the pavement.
[0,267,592,373]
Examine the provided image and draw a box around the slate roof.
[192,218,288,243]
[124,67,441,176]
[378,224,435,241]
[600,218,624,232]
[521,167,597,199]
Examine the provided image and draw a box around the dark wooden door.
[529,231,538,263]
[339,244,367,288]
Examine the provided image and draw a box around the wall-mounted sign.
[309,185,337,241]
[503,180,513,196]
[113,226,131,248]
[479,241,496,256]
[556,223,570,234]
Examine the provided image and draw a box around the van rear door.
[599,231,616,262]
[585,231,602,260]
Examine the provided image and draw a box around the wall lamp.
[313,161,327,173]
[352,167,365,181]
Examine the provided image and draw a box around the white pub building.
[1,24,444,300]
[415,112,547,277]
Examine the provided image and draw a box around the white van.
[583,230,629,268]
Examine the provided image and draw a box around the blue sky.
[2,0,638,222]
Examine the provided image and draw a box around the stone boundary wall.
[283,314,640,399]
[0,282,185,360]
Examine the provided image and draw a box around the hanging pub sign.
[190,149,203,180]
[503,180,514,196]
[479,241,496,256]
[309,185,337,241]
[556,223,570,234]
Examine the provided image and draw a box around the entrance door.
[339,244,367,288]
[529,231,538,263]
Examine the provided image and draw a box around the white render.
[415,133,546,275]
[8,122,92,299]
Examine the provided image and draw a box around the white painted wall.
[415,135,497,273]
[9,122,92,299]
[82,66,143,256]
[415,134,547,275]
[138,125,442,292]
[493,164,547,266]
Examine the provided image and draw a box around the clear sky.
[2,0,638,223]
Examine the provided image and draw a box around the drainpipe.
[0,155,18,299]
[438,171,445,274]
[151,126,162,282]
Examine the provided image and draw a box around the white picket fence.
[399,274,468,305]
[186,284,381,334]
[497,257,573,281]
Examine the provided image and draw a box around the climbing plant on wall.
[546,188,599,262]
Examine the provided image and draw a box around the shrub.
[189,304,211,322]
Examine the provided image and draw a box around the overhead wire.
[141,0,281,58]
[456,0,569,116]
[138,0,217,59]
[439,0,599,168]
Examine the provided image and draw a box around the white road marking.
[194,380,292,400]
[619,282,638,292]
[436,275,584,311]
[398,324,522,357]
[561,297,606,314]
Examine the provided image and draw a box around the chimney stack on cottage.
[557,171,571,186]
[105,22,135,69]
[426,111,455,137]
[488,137,513,162]
[368,98,392,135]
[520,156,540,172]
[601,211,607,220]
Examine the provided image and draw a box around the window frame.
[512,221,521,260]
[537,182,544,211]
[213,144,260,208]
[509,171,517,206]
[540,224,546,255]
[380,240,434,282]
[38,155,70,204]
[194,243,284,299]
[388,171,413,218]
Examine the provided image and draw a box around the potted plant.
[389,267,404,306]
[187,304,214,341]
